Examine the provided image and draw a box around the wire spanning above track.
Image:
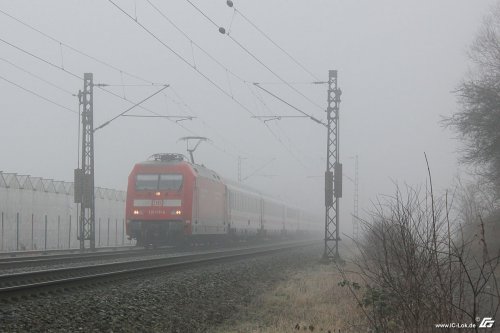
[0,8,164,86]
[0,56,74,95]
[183,0,325,112]
[107,0,258,118]
[145,0,246,83]
[230,5,321,81]
[107,0,318,170]
[0,7,257,162]
[0,8,199,119]
[0,74,76,114]
[0,37,196,134]
[253,83,326,127]
[0,4,319,171]
[0,8,248,158]
[145,0,323,164]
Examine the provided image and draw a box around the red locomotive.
[125,153,320,246]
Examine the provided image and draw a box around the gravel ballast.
[0,244,320,332]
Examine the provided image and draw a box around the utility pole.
[352,155,359,241]
[74,73,95,250]
[323,70,342,261]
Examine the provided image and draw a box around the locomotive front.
[125,154,194,246]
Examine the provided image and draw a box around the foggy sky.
[0,0,496,235]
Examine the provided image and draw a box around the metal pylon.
[323,70,342,261]
[75,73,95,250]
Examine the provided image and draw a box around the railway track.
[0,240,317,301]
[0,246,174,270]
[0,245,136,259]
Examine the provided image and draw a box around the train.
[125,153,321,246]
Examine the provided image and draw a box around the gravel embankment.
[0,244,320,332]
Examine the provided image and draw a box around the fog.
[0,0,495,235]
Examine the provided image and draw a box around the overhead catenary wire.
[94,85,169,131]
[231,5,321,81]
[0,8,195,119]
[0,7,253,168]
[0,56,74,95]
[0,7,202,122]
[1,5,311,170]
[246,83,313,169]
[252,81,327,85]
[184,0,219,28]
[145,0,307,163]
[0,10,206,131]
[0,8,163,86]
[0,36,194,134]
[108,0,303,179]
[146,0,323,166]
[246,80,310,170]
[241,157,275,181]
[122,114,194,119]
[0,73,76,114]
[147,0,326,127]
[107,0,258,119]
[262,121,309,171]
[168,87,245,159]
[227,33,325,112]
[140,0,321,167]
[145,0,247,83]
[0,36,81,81]
[183,0,325,112]
[253,83,326,127]
[109,0,315,171]
[1,5,304,165]
[108,0,262,120]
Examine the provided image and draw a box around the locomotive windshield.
[136,174,183,191]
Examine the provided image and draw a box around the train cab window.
[135,174,183,191]
[159,174,183,191]
[136,174,158,190]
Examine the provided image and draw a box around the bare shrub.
[340,181,500,333]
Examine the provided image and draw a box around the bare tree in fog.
[445,3,500,197]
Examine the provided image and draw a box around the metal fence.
[0,172,131,251]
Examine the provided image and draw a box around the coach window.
[159,174,183,191]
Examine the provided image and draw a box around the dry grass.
[212,262,365,333]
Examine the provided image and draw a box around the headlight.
[172,209,182,215]
[133,209,140,215]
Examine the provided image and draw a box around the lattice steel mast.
[323,70,342,261]
[75,73,95,250]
